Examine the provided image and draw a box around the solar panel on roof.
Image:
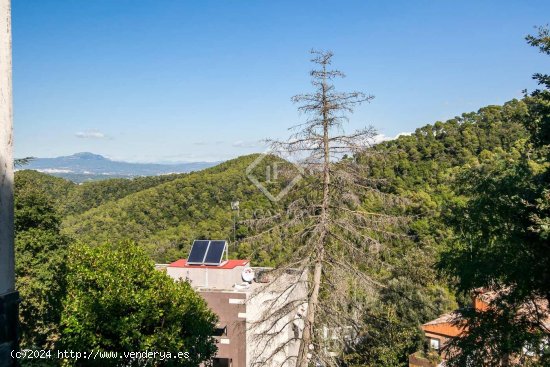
[187,240,210,264]
[204,240,226,265]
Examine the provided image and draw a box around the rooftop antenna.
[230,201,240,252]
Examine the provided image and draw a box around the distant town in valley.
[18,152,219,182]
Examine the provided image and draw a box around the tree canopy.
[438,26,550,366]
[60,241,218,367]
[15,181,69,361]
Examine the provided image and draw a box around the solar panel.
[187,240,210,264]
[204,240,226,265]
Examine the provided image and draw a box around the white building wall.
[166,265,248,289]
[165,263,307,367]
[245,272,307,367]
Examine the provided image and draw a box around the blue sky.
[12,0,550,162]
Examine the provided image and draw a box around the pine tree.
[244,50,408,367]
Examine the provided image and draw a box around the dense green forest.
[15,170,187,217]
[362,100,530,259]
[366,100,528,191]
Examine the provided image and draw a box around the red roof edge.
[168,259,249,269]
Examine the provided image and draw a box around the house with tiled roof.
[408,289,550,367]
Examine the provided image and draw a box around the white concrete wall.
[167,265,248,290]
[245,272,307,367]
[166,265,308,367]
[0,0,14,296]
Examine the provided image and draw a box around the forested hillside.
[15,99,529,265]
[60,155,291,262]
[15,170,189,216]
[359,100,529,260]
[365,99,528,192]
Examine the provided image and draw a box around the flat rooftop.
[168,259,249,269]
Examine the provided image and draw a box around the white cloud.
[232,140,263,148]
[36,168,73,173]
[394,132,412,138]
[156,153,223,163]
[373,134,391,144]
[75,130,108,139]
[373,132,412,144]
[193,140,225,146]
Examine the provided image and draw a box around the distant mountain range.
[18,152,220,182]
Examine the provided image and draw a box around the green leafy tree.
[60,241,218,367]
[341,306,419,367]
[439,27,550,366]
[14,182,68,359]
[525,25,550,156]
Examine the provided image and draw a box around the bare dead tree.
[242,50,409,367]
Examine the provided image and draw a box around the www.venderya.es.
[12,349,191,361]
